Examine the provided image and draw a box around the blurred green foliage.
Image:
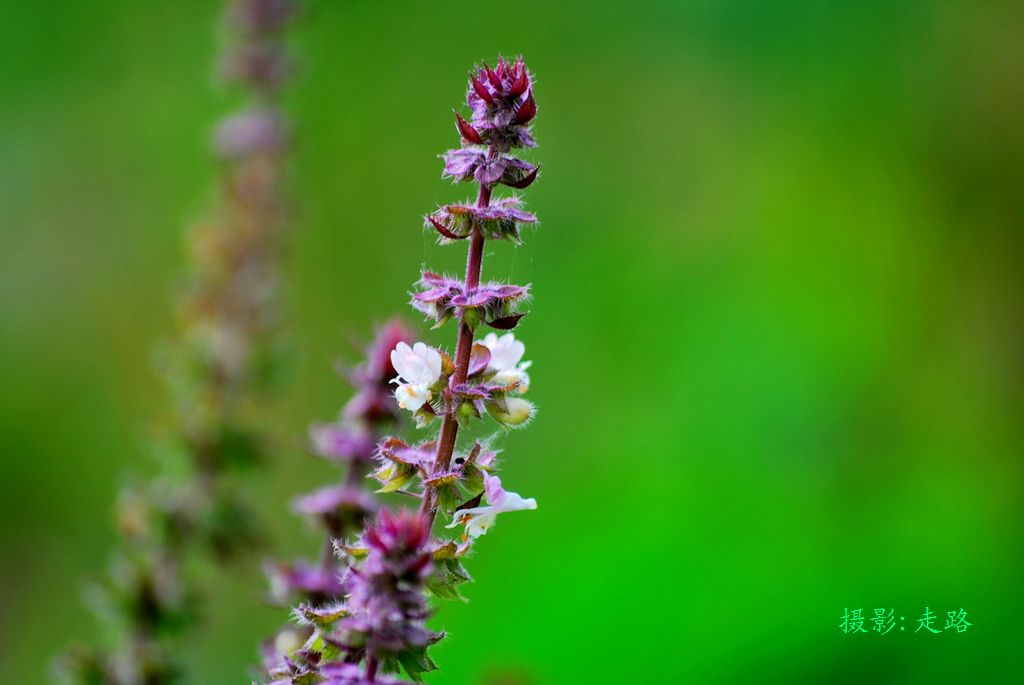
[1,1,1022,682]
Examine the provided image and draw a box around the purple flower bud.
[361,509,431,559]
[453,111,483,144]
[463,56,537,151]
[513,90,537,125]
[468,72,494,104]
[508,61,530,97]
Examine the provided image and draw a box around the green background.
[2,1,1022,682]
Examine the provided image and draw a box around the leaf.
[296,603,350,627]
[426,557,473,601]
[398,645,439,682]
[335,542,368,560]
[432,541,458,560]
[460,463,486,494]
[292,672,326,685]
[375,466,416,494]
[434,484,463,513]
[423,471,459,488]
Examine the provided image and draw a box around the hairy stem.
[365,652,379,682]
[421,161,494,522]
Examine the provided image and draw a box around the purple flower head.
[466,56,537,139]
[361,508,431,563]
[331,510,437,660]
[426,196,537,243]
[411,271,529,329]
[442,148,539,188]
[213,107,288,159]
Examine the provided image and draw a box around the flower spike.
[260,58,544,685]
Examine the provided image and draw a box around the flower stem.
[365,652,379,682]
[422,165,493,522]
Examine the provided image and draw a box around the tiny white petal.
[498,492,538,513]
[395,383,431,412]
[481,332,525,372]
[391,341,443,385]
[493,364,531,392]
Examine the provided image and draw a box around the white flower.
[390,341,443,412]
[447,474,537,540]
[480,332,532,392]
